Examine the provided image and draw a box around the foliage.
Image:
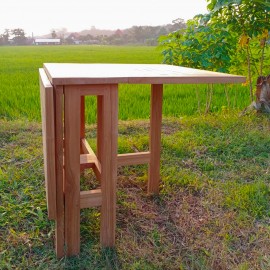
[207,0,270,100]
[159,15,236,73]
[11,28,27,45]
[51,30,57,39]
[159,0,270,101]
[0,29,10,45]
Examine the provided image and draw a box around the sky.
[1,0,209,37]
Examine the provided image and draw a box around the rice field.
[0,45,249,123]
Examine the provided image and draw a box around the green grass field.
[1,114,270,269]
[0,45,249,123]
[0,45,270,269]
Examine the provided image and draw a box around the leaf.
[212,0,242,12]
[261,29,269,39]
[238,34,250,47]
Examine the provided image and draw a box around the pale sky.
[1,0,209,36]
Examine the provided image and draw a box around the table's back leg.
[64,86,81,256]
[96,95,103,178]
[148,84,163,194]
[80,96,85,141]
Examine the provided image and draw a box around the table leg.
[100,85,118,246]
[64,87,81,256]
[97,95,103,171]
[148,84,163,194]
[80,96,85,141]
[54,86,65,258]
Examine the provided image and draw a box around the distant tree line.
[0,19,186,46]
[0,28,30,45]
[93,19,186,46]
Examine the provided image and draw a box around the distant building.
[34,38,61,45]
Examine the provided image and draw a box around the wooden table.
[39,63,245,258]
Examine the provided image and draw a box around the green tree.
[159,0,270,101]
[160,15,236,72]
[51,30,57,38]
[11,28,27,45]
[207,0,270,100]
[0,29,10,45]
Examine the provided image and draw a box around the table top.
[43,63,246,85]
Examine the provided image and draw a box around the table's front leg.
[64,86,81,256]
[54,86,65,258]
[100,85,118,246]
[148,84,163,194]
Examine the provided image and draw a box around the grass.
[1,112,270,269]
[0,45,249,123]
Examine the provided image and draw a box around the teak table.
[39,63,245,258]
